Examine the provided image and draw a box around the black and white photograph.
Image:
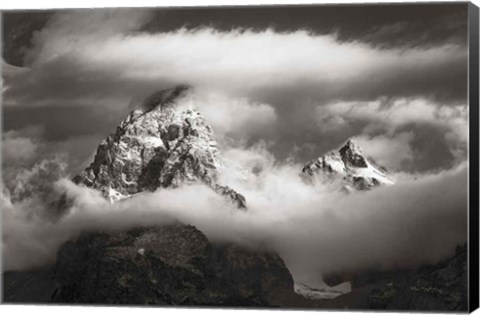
[1,0,479,312]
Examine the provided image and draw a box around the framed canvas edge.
[469,1,480,312]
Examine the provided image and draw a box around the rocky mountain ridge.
[73,86,246,208]
[3,237,468,311]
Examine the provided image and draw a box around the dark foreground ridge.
[3,223,468,311]
[321,244,468,311]
[4,224,295,307]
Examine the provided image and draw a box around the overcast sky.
[2,3,469,175]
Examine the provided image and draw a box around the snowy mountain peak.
[302,138,394,191]
[74,86,246,208]
[338,139,368,168]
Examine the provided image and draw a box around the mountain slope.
[320,244,468,311]
[294,139,395,300]
[51,224,295,306]
[301,139,394,191]
[73,86,246,207]
[3,241,467,310]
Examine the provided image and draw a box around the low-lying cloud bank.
[2,150,467,289]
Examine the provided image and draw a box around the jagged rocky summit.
[74,86,246,208]
[301,139,394,191]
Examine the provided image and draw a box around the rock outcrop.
[73,86,245,208]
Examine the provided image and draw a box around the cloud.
[2,125,45,166]
[190,91,278,140]
[25,9,153,66]
[2,135,38,166]
[1,124,96,187]
[2,10,468,174]
[316,98,468,132]
[356,9,467,50]
[4,13,467,111]
[0,9,470,299]
[2,143,467,294]
[314,97,468,171]
[136,89,278,142]
[6,158,67,206]
[352,132,415,171]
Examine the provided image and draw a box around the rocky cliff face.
[73,86,245,208]
[301,139,394,191]
[51,224,295,306]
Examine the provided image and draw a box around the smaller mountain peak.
[301,137,394,191]
[338,139,367,168]
[340,139,362,154]
[344,139,356,147]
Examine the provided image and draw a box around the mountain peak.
[340,139,361,153]
[338,138,368,168]
[74,86,246,208]
[301,139,394,191]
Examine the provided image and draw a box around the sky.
[0,3,471,282]
[2,3,469,174]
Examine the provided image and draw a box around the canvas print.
[1,2,478,312]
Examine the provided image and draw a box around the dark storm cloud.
[3,3,467,64]
[4,56,177,107]
[1,11,53,66]
[140,3,467,48]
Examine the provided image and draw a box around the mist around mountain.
[1,85,468,310]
